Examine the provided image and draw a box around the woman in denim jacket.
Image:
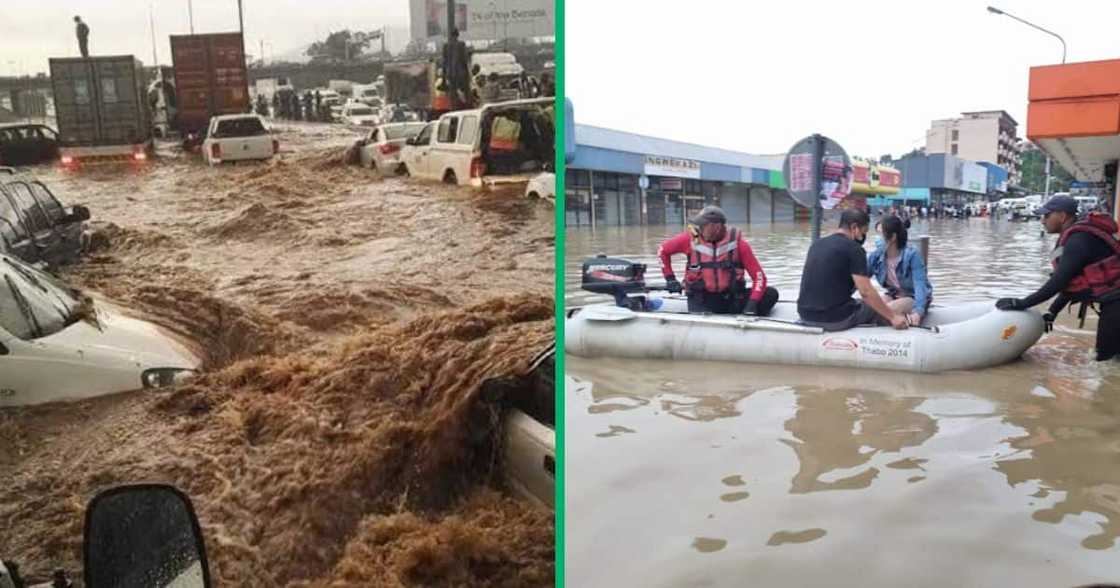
[867,215,933,325]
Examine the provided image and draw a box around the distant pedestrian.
[74,16,90,57]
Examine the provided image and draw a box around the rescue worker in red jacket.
[997,195,1120,361]
[658,206,779,315]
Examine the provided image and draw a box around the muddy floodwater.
[0,122,554,586]
[565,219,1120,587]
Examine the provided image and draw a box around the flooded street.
[0,122,555,585]
[565,219,1120,586]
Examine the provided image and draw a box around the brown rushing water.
[565,219,1120,587]
[0,122,555,586]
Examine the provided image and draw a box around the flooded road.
[0,122,555,586]
[565,219,1120,586]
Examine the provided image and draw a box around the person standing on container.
[658,206,779,316]
[996,195,1120,361]
[74,16,90,58]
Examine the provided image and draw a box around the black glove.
[665,277,682,294]
[1042,312,1054,333]
[995,298,1025,311]
[743,299,759,316]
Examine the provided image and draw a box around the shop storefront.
[566,125,796,227]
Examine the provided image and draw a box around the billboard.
[943,157,987,194]
[411,0,554,42]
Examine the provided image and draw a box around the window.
[437,117,459,143]
[214,117,266,138]
[951,144,958,155]
[6,184,50,234]
[457,116,478,145]
[951,130,959,141]
[0,258,81,340]
[30,183,64,223]
[368,129,379,142]
[414,123,434,146]
[0,190,28,243]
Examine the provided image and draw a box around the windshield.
[348,107,375,116]
[0,256,83,339]
[214,117,266,138]
[383,124,426,140]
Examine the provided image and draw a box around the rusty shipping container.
[170,32,249,135]
[48,55,152,158]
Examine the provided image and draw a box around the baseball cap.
[690,206,727,226]
[1039,195,1079,216]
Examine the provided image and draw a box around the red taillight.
[470,156,485,178]
[272,139,279,154]
[379,143,400,155]
[211,143,221,159]
[60,155,75,166]
[133,151,147,161]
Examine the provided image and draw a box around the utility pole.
[188,0,195,34]
[149,3,159,67]
[447,0,455,38]
[260,39,265,67]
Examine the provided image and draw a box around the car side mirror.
[85,484,211,588]
[64,205,91,223]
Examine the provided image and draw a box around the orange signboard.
[850,159,901,195]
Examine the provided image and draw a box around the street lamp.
[988,5,1068,196]
[987,6,1066,64]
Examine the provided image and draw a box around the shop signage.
[782,135,852,210]
[644,155,701,179]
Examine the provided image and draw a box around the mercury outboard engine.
[581,255,651,310]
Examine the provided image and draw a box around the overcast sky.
[567,0,1120,159]
[0,0,412,73]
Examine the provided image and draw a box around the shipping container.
[384,61,435,112]
[170,32,249,136]
[48,56,152,161]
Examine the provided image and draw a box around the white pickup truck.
[202,114,278,166]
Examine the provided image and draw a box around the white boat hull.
[566,298,1045,373]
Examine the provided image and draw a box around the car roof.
[212,114,263,121]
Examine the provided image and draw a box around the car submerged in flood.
[399,98,554,189]
[0,254,200,407]
[0,170,90,268]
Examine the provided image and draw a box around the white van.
[399,98,553,188]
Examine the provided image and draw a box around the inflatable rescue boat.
[568,255,1045,373]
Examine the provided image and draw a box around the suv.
[202,115,278,166]
[0,123,60,166]
[0,175,90,267]
[400,98,553,188]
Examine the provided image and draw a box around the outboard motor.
[581,255,652,310]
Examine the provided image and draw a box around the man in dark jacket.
[442,28,469,109]
[74,16,90,57]
[997,195,1120,361]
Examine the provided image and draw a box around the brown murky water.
[0,122,555,586]
[565,219,1120,587]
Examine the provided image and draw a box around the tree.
[1019,145,1074,194]
[306,29,383,62]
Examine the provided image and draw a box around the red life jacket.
[1053,212,1120,300]
[684,227,744,293]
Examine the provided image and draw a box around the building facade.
[895,153,995,206]
[926,110,1022,186]
[566,125,799,227]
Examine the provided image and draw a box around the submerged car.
[340,103,380,127]
[356,122,428,174]
[202,114,278,166]
[0,173,90,268]
[0,254,200,407]
[400,98,554,189]
[0,123,60,166]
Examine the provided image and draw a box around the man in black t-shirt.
[797,209,910,331]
